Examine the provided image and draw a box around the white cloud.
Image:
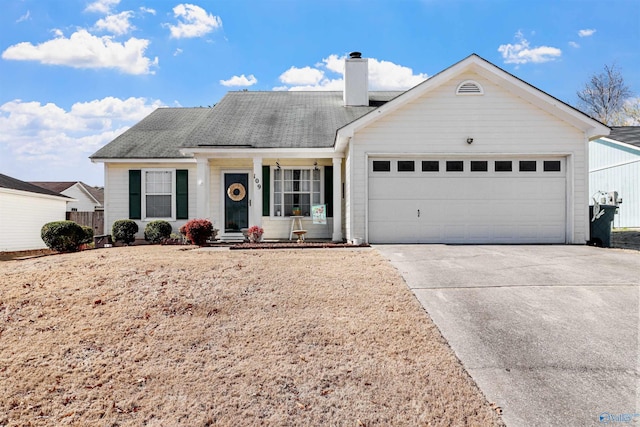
[1,29,158,75]
[94,11,135,35]
[16,10,31,23]
[578,29,596,37]
[166,4,222,39]
[140,7,156,15]
[568,41,580,48]
[85,0,120,14]
[276,53,427,91]
[173,48,183,56]
[220,74,257,87]
[498,31,562,64]
[279,66,324,85]
[0,97,163,183]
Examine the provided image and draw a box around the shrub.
[179,219,213,246]
[112,219,139,244]
[80,226,94,245]
[41,220,85,253]
[144,220,173,244]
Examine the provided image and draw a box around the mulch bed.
[229,242,370,250]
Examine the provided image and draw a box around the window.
[446,161,464,172]
[273,168,321,217]
[144,170,173,218]
[471,161,488,172]
[544,161,561,172]
[422,161,439,172]
[519,161,537,172]
[372,160,391,172]
[397,160,415,172]
[495,161,512,172]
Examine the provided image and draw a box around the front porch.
[183,150,345,242]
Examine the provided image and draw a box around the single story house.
[589,126,640,228]
[91,53,609,244]
[0,173,71,252]
[29,181,104,213]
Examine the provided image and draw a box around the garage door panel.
[368,157,567,244]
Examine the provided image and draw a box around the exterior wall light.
[467,137,474,144]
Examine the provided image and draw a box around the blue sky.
[1,0,638,186]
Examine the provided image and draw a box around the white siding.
[589,139,640,227]
[104,163,197,239]
[0,190,67,252]
[348,71,588,243]
[62,184,99,212]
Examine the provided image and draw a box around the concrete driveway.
[375,245,640,427]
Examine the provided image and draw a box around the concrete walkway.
[375,244,640,427]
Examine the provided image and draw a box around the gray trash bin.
[588,205,617,247]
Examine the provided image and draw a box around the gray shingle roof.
[91,91,401,159]
[30,181,104,205]
[608,126,640,148]
[0,173,68,198]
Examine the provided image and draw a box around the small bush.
[112,219,139,244]
[179,219,213,246]
[144,220,172,244]
[80,226,94,245]
[41,221,85,253]
[247,225,264,243]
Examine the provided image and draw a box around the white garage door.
[368,158,566,244]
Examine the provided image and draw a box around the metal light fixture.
[313,160,319,171]
[466,137,474,144]
[276,160,281,169]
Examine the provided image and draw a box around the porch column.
[332,157,343,242]
[196,157,210,219]
[252,157,263,227]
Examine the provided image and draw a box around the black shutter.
[262,166,270,216]
[129,170,141,219]
[324,166,333,217]
[176,170,189,219]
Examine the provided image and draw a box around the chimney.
[343,51,369,106]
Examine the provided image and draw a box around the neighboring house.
[589,126,640,228]
[29,181,104,212]
[91,53,609,244]
[30,181,105,235]
[0,173,71,252]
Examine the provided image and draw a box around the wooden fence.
[66,211,104,236]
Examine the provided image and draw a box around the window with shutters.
[273,168,322,217]
[143,170,174,219]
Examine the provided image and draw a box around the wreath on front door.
[227,183,246,201]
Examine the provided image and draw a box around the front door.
[224,173,249,233]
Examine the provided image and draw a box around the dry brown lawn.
[0,246,503,426]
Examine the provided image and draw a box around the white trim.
[597,137,640,153]
[92,158,195,164]
[0,187,73,202]
[182,147,343,159]
[590,158,640,172]
[141,168,176,221]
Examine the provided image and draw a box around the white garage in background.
[0,173,71,252]
[335,55,610,244]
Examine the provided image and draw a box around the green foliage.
[80,226,94,245]
[112,219,139,244]
[144,220,173,244]
[179,219,213,246]
[41,221,85,253]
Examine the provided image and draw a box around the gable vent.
[456,80,484,95]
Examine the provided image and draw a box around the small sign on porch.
[312,204,327,225]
